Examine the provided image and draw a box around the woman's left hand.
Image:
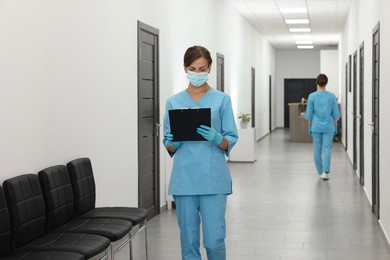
[196,125,223,145]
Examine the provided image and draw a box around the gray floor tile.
[125,129,390,260]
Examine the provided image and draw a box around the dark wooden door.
[353,51,358,170]
[217,53,224,92]
[345,62,348,151]
[138,21,160,219]
[251,67,255,128]
[359,42,365,186]
[284,79,316,128]
[269,75,272,133]
[372,23,380,218]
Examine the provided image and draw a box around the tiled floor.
[121,129,390,260]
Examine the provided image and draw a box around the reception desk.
[288,103,312,142]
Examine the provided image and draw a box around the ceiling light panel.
[280,7,307,14]
[297,45,314,49]
[285,19,310,24]
[289,28,311,32]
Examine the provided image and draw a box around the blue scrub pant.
[173,194,227,260]
[312,132,334,175]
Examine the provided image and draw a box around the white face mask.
[187,71,208,87]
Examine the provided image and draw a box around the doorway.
[353,51,358,170]
[251,67,255,128]
[359,42,365,186]
[216,53,225,92]
[284,79,316,128]
[137,21,160,219]
[269,75,272,133]
[372,22,380,218]
[344,63,348,150]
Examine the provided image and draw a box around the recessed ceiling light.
[280,8,307,14]
[297,45,314,49]
[295,40,314,44]
[285,19,310,24]
[289,28,311,33]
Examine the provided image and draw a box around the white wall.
[275,50,321,127]
[340,0,390,244]
[339,0,378,204]
[0,0,275,208]
[320,50,339,97]
[379,0,390,242]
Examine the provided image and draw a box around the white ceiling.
[230,0,352,50]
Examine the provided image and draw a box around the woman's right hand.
[165,133,182,150]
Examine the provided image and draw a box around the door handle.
[155,123,161,137]
[368,122,374,133]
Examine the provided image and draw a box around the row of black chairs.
[0,157,148,260]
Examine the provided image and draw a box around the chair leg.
[143,221,148,260]
[129,236,134,260]
[128,220,148,260]
[100,248,109,260]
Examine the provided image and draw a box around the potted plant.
[238,112,251,129]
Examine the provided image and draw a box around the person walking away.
[305,74,340,180]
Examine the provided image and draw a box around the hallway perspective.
[127,129,390,260]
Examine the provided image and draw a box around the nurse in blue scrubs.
[163,46,238,260]
[305,74,340,180]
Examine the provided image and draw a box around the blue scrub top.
[305,91,340,133]
[163,88,238,196]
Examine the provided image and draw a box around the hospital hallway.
[126,129,390,260]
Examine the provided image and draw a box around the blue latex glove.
[308,125,312,136]
[334,125,338,136]
[165,133,182,150]
[196,125,223,145]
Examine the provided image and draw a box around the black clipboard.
[169,108,211,141]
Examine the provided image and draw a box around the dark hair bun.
[316,74,328,87]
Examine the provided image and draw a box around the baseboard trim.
[378,220,390,251]
[160,203,167,212]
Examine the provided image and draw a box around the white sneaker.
[320,172,329,180]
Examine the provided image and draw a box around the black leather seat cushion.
[38,165,133,241]
[19,232,109,259]
[67,158,148,225]
[0,250,84,260]
[80,207,148,225]
[3,174,110,259]
[52,217,132,241]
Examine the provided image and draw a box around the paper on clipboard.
[168,108,211,141]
